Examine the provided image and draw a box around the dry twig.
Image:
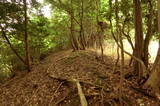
[49,82,64,106]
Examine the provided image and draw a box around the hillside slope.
[0,50,158,106]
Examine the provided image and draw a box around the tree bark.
[70,0,79,51]
[79,0,86,50]
[144,0,160,94]
[23,0,31,72]
[115,0,120,65]
[96,0,104,61]
[144,42,160,93]
[114,0,125,105]
[133,0,144,79]
[119,29,124,106]
[122,19,135,66]
[59,0,79,51]
[143,0,153,68]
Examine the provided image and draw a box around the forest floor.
[0,50,159,106]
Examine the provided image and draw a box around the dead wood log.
[48,74,112,93]
[74,79,88,106]
[48,74,88,106]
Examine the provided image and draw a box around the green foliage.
[0,66,13,83]
[28,15,56,62]
[51,9,70,48]
[0,46,13,83]
[0,0,159,82]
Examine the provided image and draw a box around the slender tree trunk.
[0,25,26,65]
[119,29,124,106]
[114,0,124,105]
[58,0,79,51]
[144,0,160,94]
[115,0,120,65]
[96,0,104,61]
[70,12,76,51]
[122,19,134,51]
[70,33,76,51]
[143,0,153,68]
[144,42,160,93]
[133,0,144,80]
[109,0,119,65]
[81,0,87,47]
[115,46,120,65]
[79,0,86,50]
[121,21,135,66]
[23,0,31,72]
[69,0,79,51]
[98,31,104,61]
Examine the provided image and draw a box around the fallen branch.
[49,74,88,106]
[49,82,64,106]
[48,74,111,93]
[73,79,88,106]
[100,88,104,106]
[53,87,77,106]
[53,94,68,106]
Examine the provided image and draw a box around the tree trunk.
[144,0,160,94]
[0,25,26,65]
[96,0,104,61]
[115,0,120,65]
[121,20,135,66]
[143,0,153,68]
[98,31,104,61]
[133,0,144,79]
[23,0,31,72]
[79,0,86,50]
[70,12,77,51]
[119,29,124,106]
[70,0,79,51]
[114,0,125,104]
[144,41,160,93]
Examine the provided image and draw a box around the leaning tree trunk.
[133,0,144,80]
[0,25,26,65]
[122,19,135,66]
[144,42,160,93]
[144,0,160,94]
